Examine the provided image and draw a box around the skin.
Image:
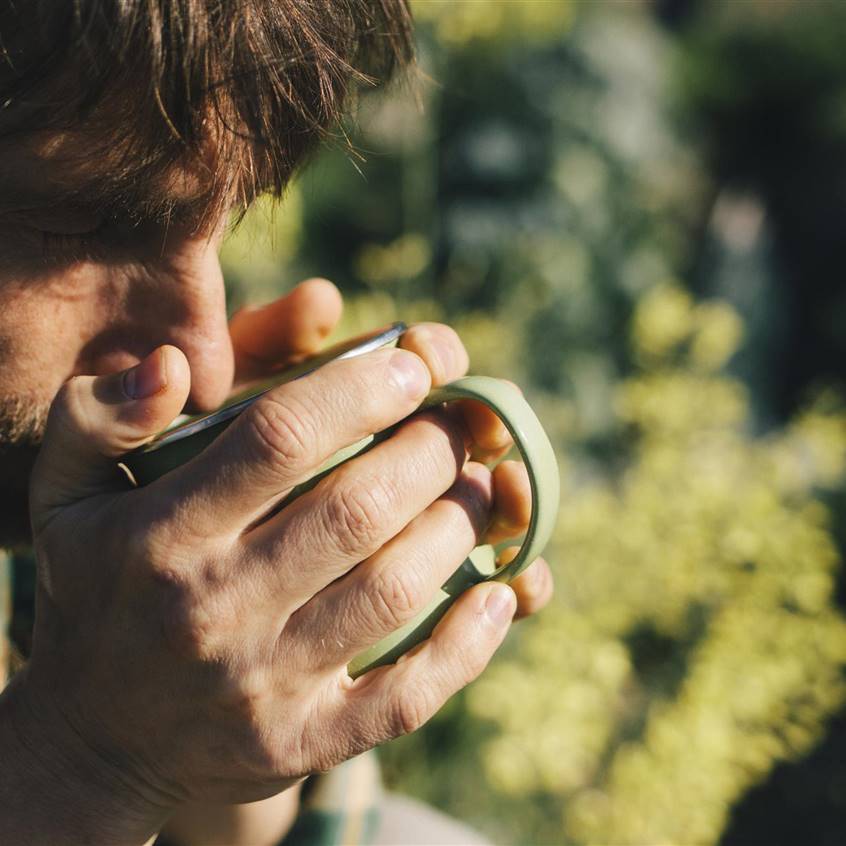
[0,140,554,846]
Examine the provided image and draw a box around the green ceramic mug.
[122,322,560,677]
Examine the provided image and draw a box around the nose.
[79,236,235,413]
[160,243,235,413]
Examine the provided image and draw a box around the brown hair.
[0,0,414,228]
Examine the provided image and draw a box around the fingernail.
[124,349,168,399]
[484,585,516,627]
[389,350,429,399]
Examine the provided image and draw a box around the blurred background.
[220,2,846,843]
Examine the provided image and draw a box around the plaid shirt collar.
[278,751,383,846]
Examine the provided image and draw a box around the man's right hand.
[4,339,520,844]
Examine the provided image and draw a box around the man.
[0,2,553,844]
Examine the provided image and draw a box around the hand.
[7,295,549,845]
[228,280,554,620]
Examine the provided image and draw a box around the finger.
[460,379,522,464]
[286,462,494,671]
[245,409,471,607]
[158,347,431,538]
[30,346,191,516]
[400,328,516,463]
[229,278,343,385]
[331,581,515,753]
[459,398,514,464]
[501,552,554,620]
[399,323,469,386]
[485,460,532,545]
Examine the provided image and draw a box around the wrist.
[162,787,303,846]
[0,669,174,846]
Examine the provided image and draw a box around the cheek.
[0,266,106,410]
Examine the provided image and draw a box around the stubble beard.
[0,395,50,549]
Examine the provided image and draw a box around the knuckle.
[131,505,188,564]
[348,355,385,398]
[368,565,426,630]
[246,394,317,474]
[160,586,226,662]
[390,685,436,736]
[134,524,170,573]
[324,472,399,558]
[406,411,467,476]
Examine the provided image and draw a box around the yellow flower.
[631,283,694,361]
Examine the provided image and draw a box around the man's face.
[0,135,238,545]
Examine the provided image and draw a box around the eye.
[37,217,110,261]
[40,223,104,243]
[41,216,103,238]
[28,207,106,238]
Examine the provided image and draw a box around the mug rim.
[128,322,407,456]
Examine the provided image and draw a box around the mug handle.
[347,375,560,678]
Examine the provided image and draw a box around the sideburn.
[0,395,49,549]
[0,442,38,549]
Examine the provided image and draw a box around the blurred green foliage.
[221,2,846,843]
[469,286,846,845]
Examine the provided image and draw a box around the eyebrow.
[0,175,215,227]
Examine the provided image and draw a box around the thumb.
[31,345,191,513]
